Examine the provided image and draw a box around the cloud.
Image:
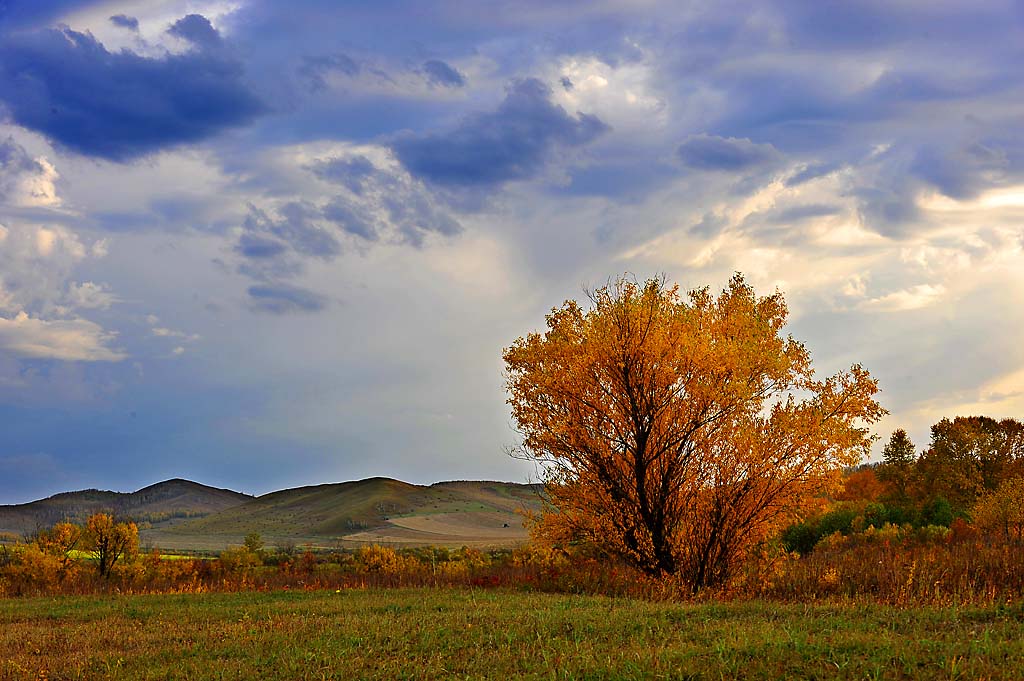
[688,212,728,238]
[391,77,609,188]
[247,283,327,314]
[0,221,124,362]
[380,191,461,246]
[65,282,117,310]
[0,27,266,161]
[310,155,376,194]
[422,60,465,88]
[0,311,125,361]
[109,14,139,31]
[911,142,1013,201]
[677,134,781,172]
[862,284,947,312]
[768,204,843,223]
[167,14,222,49]
[0,137,59,207]
[0,1,95,30]
[786,161,841,187]
[0,223,104,317]
[322,199,379,241]
[242,203,341,260]
[298,53,360,92]
[236,232,287,258]
[305,149,463,246]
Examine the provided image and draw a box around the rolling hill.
[0,479,252,537]
[148,478,545,551]
[0,477,546,551]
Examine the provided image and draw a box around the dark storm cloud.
[421,59,465,88]
[0,27,266,161]
[677,134,780,172]
[391,78,609,188]
[167,14,222,49]
[247,283,327,314]
[310,155,376,194]
[109,14,139,31]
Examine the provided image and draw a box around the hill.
[148,477,545,551]
[0,477,546,550]
[0,479,252,537]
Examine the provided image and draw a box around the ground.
[4,588,1024,679]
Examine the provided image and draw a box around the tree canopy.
[504,274,885,588]
[918,416,1024,512]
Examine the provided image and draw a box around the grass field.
[4,588,1024,680]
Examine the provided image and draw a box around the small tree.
[877,429,916,504]
[36,521,83,574]
[972,476,1024,541]
[243,532,265,557]
[84,513,139,577]
[504,274,885,589]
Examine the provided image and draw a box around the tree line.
[781,416,1024,553]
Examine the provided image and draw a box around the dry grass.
[4,588,1024,680]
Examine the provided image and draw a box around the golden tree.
[504,274,885,588]
[972,476,1024,542]
[36,521,83,575]
[84,513,139,577]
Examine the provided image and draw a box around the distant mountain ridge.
[0,477,545,550]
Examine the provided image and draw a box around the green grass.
[4,588,1024,679]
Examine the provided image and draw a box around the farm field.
[4,588,1024,680]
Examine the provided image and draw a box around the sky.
[1,1,1023,503]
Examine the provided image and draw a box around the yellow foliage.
[504,274,885,589]
[84,514,139,577]
[218,547,262,573]
[356,545,418,574]
[36,522,83,573]
[972,476,1024,541]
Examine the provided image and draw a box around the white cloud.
[862,284,947,312]
[0,138,61,208]
[0,311,125,362]
[0,222,110,317]
[65,282,118,310]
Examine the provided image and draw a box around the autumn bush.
[731,533,1024,606]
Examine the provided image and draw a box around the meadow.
[5,443,1024,679]
[5,587,1024,680]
